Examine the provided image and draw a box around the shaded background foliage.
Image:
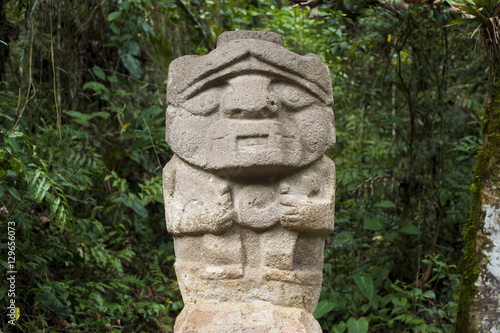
[0,0,487,332]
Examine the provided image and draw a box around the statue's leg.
[261,227,298,279]
[202,228,243,279]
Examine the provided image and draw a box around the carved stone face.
[166,32,335,176]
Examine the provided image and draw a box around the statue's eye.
[271,82,317,110]
[181,85,226,116]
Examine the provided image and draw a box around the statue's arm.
[279,156,335,235]
[163,156,235,235]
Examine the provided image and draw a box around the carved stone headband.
[166,31,334,107]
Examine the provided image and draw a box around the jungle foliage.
[0,0,489,332]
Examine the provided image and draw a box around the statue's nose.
[221,75,279,119]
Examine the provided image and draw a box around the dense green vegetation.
[0,0,489,332]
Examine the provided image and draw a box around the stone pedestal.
[174,303,321,333]
[163,30,336,332]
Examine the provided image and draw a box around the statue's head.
[166,31,335,176]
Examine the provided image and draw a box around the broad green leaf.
[127,40,140,56]
[8,187,22,201]
[364,219,383,231]
[353,274,374,300]
[92,65,106,80]
[119,48,142,79]
[375,200,396,208]
[423,290,436,299]
[63,110,110,126]
[401,224,421,235]
[410,288,423,298]
[90,111,110,119]
[83,81,109,93]
[109,22,120,35]
[439,190,450,206]
[8,131,24,139]
[141,20,154,36]
[34,177,47,203]
[50,197,61,220]
[37,283,70,316]
[347,317,369,333]
[57,206,67,230]
[28,170,42,189]
[107,11,122,21]
[314,300,336,319]
[119,33,132,42]
[332,321,347,333]
[107,75,118,83]
[119,193,148,218]
[37,181,51,203]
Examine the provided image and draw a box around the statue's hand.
[278,183,333,235]
[279,192,311,226]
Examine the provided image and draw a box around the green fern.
[2,130,74,232]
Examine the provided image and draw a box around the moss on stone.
[455,70,500,332]
[455,154,484,332]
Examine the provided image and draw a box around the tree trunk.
[456,69,500,332]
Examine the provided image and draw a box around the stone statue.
[163,30,336,332]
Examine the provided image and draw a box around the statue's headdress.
[167,31,333,107]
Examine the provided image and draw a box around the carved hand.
[279,184,334,235]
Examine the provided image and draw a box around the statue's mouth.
[237,134,270,151]
[206,119,301,173]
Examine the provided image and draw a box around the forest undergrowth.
[0,0,488,332]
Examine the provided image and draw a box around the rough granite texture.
[163,30,336,332]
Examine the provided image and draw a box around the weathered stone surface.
[173,302,322,333]
[165,31,335,176]
[163,30,335,332]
